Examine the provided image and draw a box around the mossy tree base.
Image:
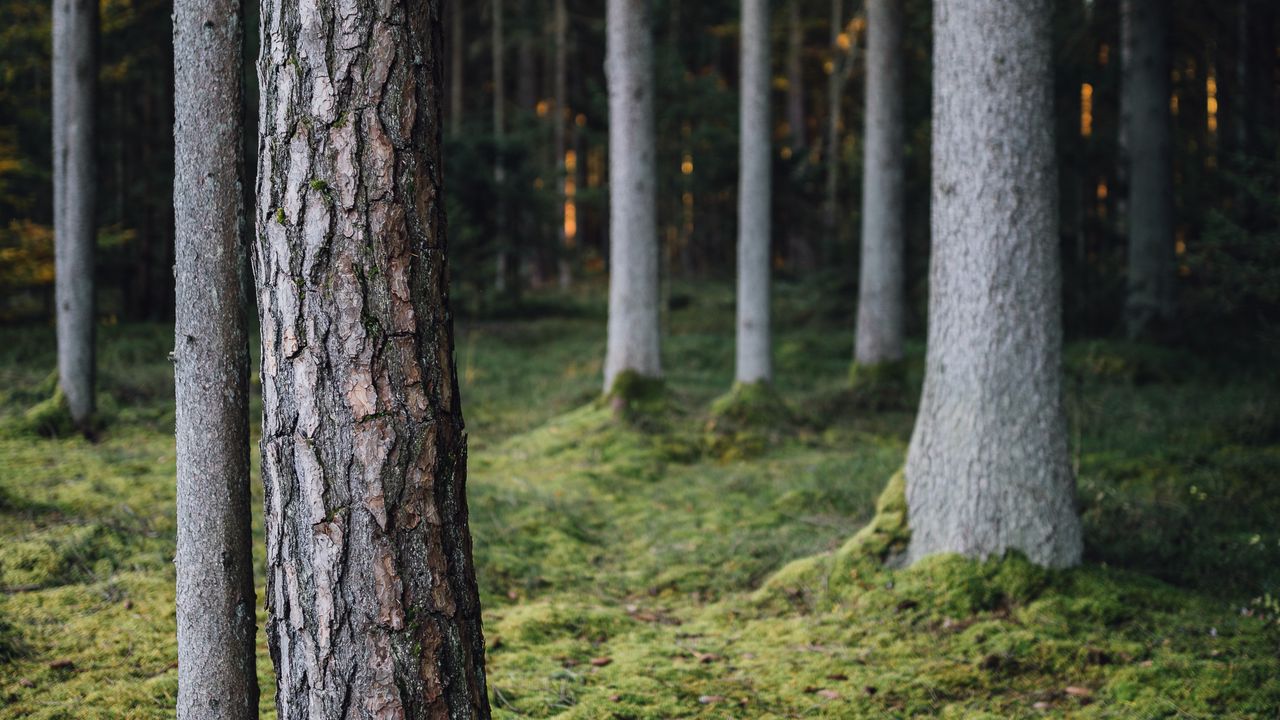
[846,359,910,410]
[603,370,673,431]
[704,381,796,461]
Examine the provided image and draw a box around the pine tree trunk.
[254,1,492,716]
[736,0,773,385]
[905,0,1082,570]
[554,0,571,289]
[785,0,806,153]
[493,0,509,294]
[173,1,258,716]
[450,1,464,136]
[854,0,905,369]
[52,0,97,429]
[604,0,661,392]
[1121,0,1175,338]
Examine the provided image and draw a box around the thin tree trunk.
[604,0,661,392]
[853,0,905,369]
[555,0,571,289]
[786,0,806,153]
[451,0,464,136]
[493,0,509,294]
[1122,0,1176,338]
[255,0,492,716]
[173,1,258,716]
[823,0,856,239]
[905,0,1082,569]
[52,0,96,430]
[736,0,773,385]
[517,0,537,113]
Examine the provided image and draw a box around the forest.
[1,0,1279,717]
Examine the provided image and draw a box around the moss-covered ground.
[1,281,1277,718]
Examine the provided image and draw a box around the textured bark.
[905,0,1082,569]
[1121,0,1175,338]
[854,0,905,368]
[554,0,571,289]
[173,2,259,717]
[52,0,97,429]
[735,0,773,385]
[785,0,806,152]
[254,1,491,717]
[603,0,661,392]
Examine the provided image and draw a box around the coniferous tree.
[255,0,491,715]
[853,0,906,379]
[604,0,661,393]
[172,0,258,715]
[905,0,1082,569]
[51,0,97,431]
[735,0,774,385]
[1121,0,1176,338]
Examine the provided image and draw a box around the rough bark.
[254,1,491,717]
[853,0,905,368]
[603,0,661,392]
[905,0,1082,569]
[736,0,773,385]
[1121,0,1175,339]
[52,0,97,429]
[173,2,259,717]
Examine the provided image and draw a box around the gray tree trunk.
[52,0,97,429]
[603,0,661,392]
[854,0,905,368]
[1121,0,1175,338]
[905,0,1082,570]
[785,0,806,153]
[173,1,258,717]
[736,0,773,385]
[554,0,572,289]
[255,0,492,716]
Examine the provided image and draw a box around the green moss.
[274,206,286,225]
[18,386,75,438]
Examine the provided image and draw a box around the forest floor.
[0,281,1278,718]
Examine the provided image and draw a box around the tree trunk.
[554,0,572,289]
[603,0,661,392]
[173,1,258,716]
[736,0,773,385]
[52,0,97,430]
[822,0,855,239]
[1121,0,1175,339]
[905,0,1082,570]
[785,0,806,153]
[493,0,510,294]
[254,1,492,716]
[450,0,464,136]
[517,0,537,113]
[853,0,905,369]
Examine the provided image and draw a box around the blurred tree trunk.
[555,0,572,289]
[1121,0,1175,339]
[52,0,97,431]
[822,0,856,242]
[905,0,1082,569]
[854,0,905,371]
[493,0,510,294]
[172,0,258,716]
[604,0,661,393]
[449,1,465,137]
[785,0,806,153]
[254,0,491,716]
[736,0,773,385]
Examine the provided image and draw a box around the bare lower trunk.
[173,1,258,716]
[255,0,491,716]
[854,0,905,368]
[906,0,1082,570]
[52,0,97,429]
[603,0,661,392]
[736,0,773,385]
[1122,0,1175,338]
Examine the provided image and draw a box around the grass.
[0,280,1278,718]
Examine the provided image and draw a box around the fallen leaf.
[608,694,621,702]
[698,695,725,704]
[49,659,75,671]
[18,678,33,688]
[1033,701,1050,710]
[817,690,841,700]
[826,673,848,681]
[589,657,612,667]
[693,651,721,664]
[1065,686,1092,698]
